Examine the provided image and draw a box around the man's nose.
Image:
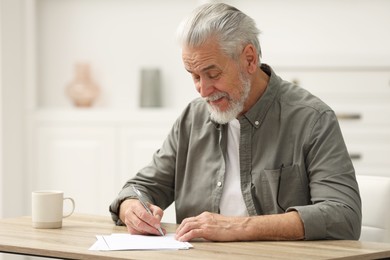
[197,77,213,98]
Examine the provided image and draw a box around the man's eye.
[208,72,221,79]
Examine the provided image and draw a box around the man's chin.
[208,110,237,125]
[206,101,243,124]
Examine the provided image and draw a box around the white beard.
[205,71,251,124]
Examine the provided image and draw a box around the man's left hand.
[175,211,243,242]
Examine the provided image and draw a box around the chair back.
[356,175,390,243]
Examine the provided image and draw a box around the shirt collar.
[239,63,280,129]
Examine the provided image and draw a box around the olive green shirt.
[110,64,362,240]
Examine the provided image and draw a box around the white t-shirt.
[219,119,249,216]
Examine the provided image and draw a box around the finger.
[121,201,157,235]
[175,217,199,241]
[132,205,163,235]
[140,203,164,233]
[119,199,153,235]
[176,215,198,231]
[122,199,165,235]
[153,213,164,233]
[175,222,203,242]
[150,204,164,218]
[125,221,150,235]
[123,208,144,235]
[177,228,202,242]
[149,204,164,223]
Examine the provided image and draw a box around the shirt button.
[217,181,222,187]
[255,121,259,126]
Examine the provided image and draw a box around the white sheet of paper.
[89,233,192,251]
[89,235,109,250]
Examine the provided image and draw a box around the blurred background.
[1,0,390,230]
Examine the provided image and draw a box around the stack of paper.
[89,233,193,251]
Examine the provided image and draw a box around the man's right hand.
[119,199,165,235]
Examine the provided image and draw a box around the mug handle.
[63,197,75,218]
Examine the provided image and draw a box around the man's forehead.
[182,46,227,73]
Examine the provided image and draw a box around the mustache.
[203,92,230,102]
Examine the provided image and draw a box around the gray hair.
[177,3,261,60]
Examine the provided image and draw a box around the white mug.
[32,190,75,229]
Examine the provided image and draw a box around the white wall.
[0,0,27,218]
[1,1,30,259]
[0,0,3,218]
[229,0,390,65]
[34,0,390,112]
[35,0,200,110]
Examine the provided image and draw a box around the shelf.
[31,108,181,124]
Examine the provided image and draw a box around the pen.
[131,185,164,236]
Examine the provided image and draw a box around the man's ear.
[241,44,258,74]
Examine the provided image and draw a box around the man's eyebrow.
[185,64,221,75]
[202,64,218,71]
[186,65,219,74]
[201,65,219,72]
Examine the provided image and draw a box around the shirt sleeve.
[287,110,362,240]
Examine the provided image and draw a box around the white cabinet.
[33,124,117,216]
[30,110,178,222]
[119,123,177,222]
[119,123,173,185]
[276,70,390,105]
[277,68,390,176]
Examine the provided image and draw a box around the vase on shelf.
[66,63,100,107]
[139,68,162,107]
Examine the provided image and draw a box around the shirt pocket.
[261,164,310,213]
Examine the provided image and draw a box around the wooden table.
[1,214,390,259]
